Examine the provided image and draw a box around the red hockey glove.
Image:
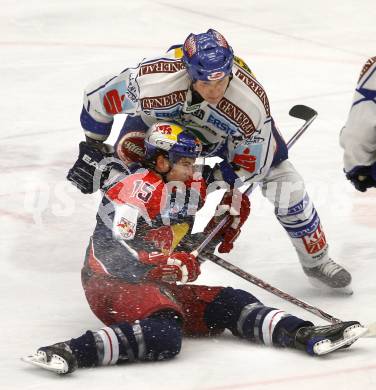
[205,189,251,253]
[139,251,200,284]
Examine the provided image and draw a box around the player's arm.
[340,58,376,192]
[207,115,274,188]
[67,69,140,193]
[106,173,201,284]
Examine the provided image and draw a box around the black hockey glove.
[67,140,115,194]
[346,164,376,192]
[348,175,376,192]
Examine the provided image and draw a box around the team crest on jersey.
[116,217,136,240]
[302,225,327,254]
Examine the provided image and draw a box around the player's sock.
[204,287,311,346]
[72,315,182,367]
[204,287,364,355]
[23,314,182,374]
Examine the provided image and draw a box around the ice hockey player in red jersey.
[340,56,376,192]
[67,29,352,292]
[23,122,365,375]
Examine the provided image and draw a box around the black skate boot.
[22,342,78,375]
[303,259,352,293]
[293,321,366,355]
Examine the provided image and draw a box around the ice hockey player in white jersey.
[22,123,366,375]
[67,29,352,292]
[340,57,376,192]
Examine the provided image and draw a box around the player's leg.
[22,276,185,374]
[23,310,182,375]
[261,159,352,291]
[204,287,363,355]
[82,270,183,324]
[169,284,226,336]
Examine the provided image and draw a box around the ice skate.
[289,321,368,355]
[303,259,353,294]
[22,342,78,375]
[293,321,366,355]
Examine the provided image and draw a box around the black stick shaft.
[200,252,341,323]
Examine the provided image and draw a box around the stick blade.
[363,322,376,337]
[289,105,318,121]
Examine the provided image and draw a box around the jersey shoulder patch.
[234,55,256,77]
[173,46,184,59]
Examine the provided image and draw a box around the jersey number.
[131,180,155,203]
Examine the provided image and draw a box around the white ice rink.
[1,0,376,389]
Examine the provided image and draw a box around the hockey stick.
[200,251,340,322]
[198,251,376,337]
[192,104,317,257]
[192,105,375,336]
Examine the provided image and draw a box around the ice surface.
[1,0,375,389]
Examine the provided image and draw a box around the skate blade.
[313,325,368,355]
[21,352,69,374]
[307,277,353,295]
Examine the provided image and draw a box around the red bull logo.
[156,124,173,134]
[116,217,136,240]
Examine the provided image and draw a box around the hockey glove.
[139,251,200,284]
[346,163,376,192]
[205,189,250,253]
[67,140,114,194]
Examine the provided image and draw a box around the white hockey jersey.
[81,47,277,184]
[340,57,376,174]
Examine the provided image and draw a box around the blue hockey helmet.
[182,29,234,82]
[145,122,202,163]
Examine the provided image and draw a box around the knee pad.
[113,313,182,362]
[204,287,261,331]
